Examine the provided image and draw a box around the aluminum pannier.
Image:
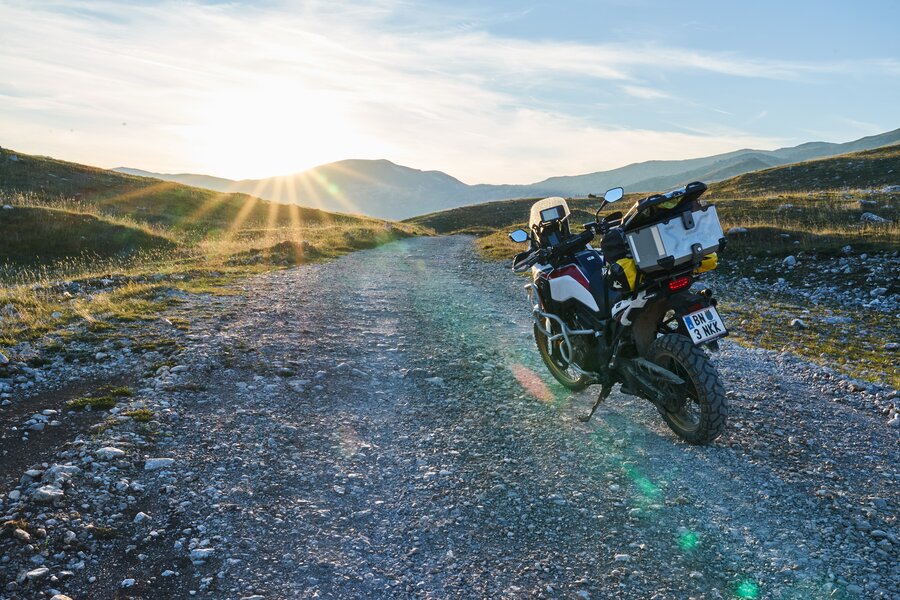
[626,205,724,273]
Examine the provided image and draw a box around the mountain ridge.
[109,126,900,220]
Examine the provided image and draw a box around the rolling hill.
[0,147,421,273]
[706,143,900,197]
[407,142,900,235]
[0,148,384,234]
[0,206,176,267]
[114,128,900,220]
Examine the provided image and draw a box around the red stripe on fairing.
[549,265,590,290]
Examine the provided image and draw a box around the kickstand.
[578,383,612,422]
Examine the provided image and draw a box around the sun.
[178,79,377,179]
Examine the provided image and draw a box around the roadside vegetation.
[0,147,425,349]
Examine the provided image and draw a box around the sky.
[1,0,898,184]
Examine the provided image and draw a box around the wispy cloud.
[0,0,895,183]
[620,85,671,100]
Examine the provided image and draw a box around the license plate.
[682,306,727,344]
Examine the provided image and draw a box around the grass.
[707,144,900,197]
[66,395,117,410]
[123,408,155,422]
[721,299,899,390]
[0,205,176,267]
[85,524,119,539]
[0,147,428,349]
[103,385,133,397]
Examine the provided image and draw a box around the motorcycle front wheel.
[648,334,727,444]
[533,320,591,391]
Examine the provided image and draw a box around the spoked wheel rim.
[537,318,584,386]
[656,354,703,433]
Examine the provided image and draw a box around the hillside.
[707,143,900,197]
[0,206,175,267]
[113,160,553,221]
[0,147,424,352]
[0,148,386,235]
[407,143,900,236]
[115,128,900,219]
[0,147,423,280]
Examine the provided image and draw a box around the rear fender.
[631,291,715,357]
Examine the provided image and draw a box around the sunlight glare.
[181,79,387,179]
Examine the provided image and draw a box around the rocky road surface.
[1,236,898,599]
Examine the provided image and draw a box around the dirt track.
[1,236,897,599]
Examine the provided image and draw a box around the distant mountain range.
[116,128,900,220]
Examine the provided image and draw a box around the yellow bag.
[615,257,638,291]
[694,252,718,274]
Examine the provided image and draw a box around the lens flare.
[735,579,760,599]
[509,363,554,402]
[678,530,699,551]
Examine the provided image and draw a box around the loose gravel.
[1,236,897,599]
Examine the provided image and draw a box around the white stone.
[334,362,351,375]
[790,318,807,330]
[860,212,889,223]
[121,578,136,587]
[25,567,50,580]
[96,447,126,460]
[190,548,214,561]
[33,485,64,503]
[43,464,80,486]
[133,511,152,524]
[144,457,175,470]
[95,352,108,361]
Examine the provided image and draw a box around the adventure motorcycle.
[509,182,728,444]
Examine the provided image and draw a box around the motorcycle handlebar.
[511,228,595,272]
[512,248,547,272]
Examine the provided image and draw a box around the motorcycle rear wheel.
[533,320,591,391]
[648,334,727,444]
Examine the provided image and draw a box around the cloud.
[620,85,671,100]
[0,0,894,183]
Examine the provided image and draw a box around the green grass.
[123,408,154,422]
[66,395,117,410]
[0,206,176,267]
[103,385,133,397]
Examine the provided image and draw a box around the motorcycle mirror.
[508,229,529,243]
[603,187,624,204]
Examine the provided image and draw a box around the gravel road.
[1,235,897,599]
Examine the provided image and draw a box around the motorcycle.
[509,182,728,444]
